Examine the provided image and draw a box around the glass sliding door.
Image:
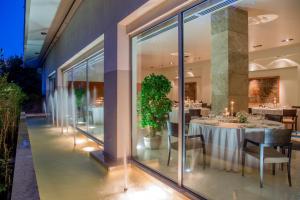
[63,70,74,128]
[62,49,105,143]
[132,17,179,182]
[73,62,88,132]
[87,50,104,141]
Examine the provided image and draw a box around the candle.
[273,97,277,108]
[230,101,234,116]
[224,107,229,117]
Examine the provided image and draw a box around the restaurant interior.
[131,0,300,199]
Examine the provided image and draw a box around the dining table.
[251,107,295,115]
[251,107,300,131]
[188,117,285,172]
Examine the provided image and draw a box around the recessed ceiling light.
[249,14,278,25]
[170,52,191,57]
[281,38,294,43]
[253,44,263,48]
[41,32,47,35]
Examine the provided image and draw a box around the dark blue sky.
[0,0,24,59]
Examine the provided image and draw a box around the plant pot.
[143,135,162,149]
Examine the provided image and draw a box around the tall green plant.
[0,75,25,194]
[139,74,172,137]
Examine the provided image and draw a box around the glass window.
[62,49,105,143]
[87,50,104,141]
[182,0,300,199]
[73,62,88,132]
[132,17,179,182]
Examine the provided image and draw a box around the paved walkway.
[27,118,188,200]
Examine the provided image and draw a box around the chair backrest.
[167,121,179,138]
[189,109,201,118]
[292,106,300,109]
[283,109,297,117]
[264,128,291,146]
[265,114,282,122]
[185,113,191,124]
[248,107,252,114]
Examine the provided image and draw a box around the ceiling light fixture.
[249,14,278,25]
[281,38,294,43]
[253,44,263,48]
[170,52,191,57]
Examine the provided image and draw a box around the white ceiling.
[24,0,60,66]
[137,0,300,71]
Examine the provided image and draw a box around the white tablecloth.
[169,107,210,123]
[188,119,284,171]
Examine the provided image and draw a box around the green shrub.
[138,74,172,137]
[0,75,25,194]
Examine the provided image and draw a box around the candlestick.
[224,107,229,117]
[273,97,277,108]
[230,101,234,116]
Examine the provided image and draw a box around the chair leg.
[287,163,292,187]
[201,135,206,169]
[242,151,245,176]
[260,145,264,188]
[272,163,275,176]
[167,148,171,166]
[281,148,285,171]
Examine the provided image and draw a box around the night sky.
[0,0,24,59]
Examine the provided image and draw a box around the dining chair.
[265,114,283,122]
[248,108,252,114]
[166,121,206,169]
[189,109,201,119]
[242,128,292,188]
[282,109,297,131]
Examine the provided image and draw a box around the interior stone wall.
[211,6,249,114]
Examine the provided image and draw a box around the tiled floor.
[26,118,188,200]
[135,128,300,200]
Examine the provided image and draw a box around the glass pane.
[132,17,179,182]
[87,50,104,142]
[63,70,74,128]
[183,0,300,199]
[73,62,88,132]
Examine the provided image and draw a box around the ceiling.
[24,0,61,67]
[137,0,300,71]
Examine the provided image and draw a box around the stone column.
[211,6,249,114]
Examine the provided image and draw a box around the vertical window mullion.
[178,12,185,187]
[86,61,89,132]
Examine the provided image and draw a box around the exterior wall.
[43,0,151,159]
[42,0,195,160]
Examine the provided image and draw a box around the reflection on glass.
[73,62,88,132]
[132,17,179,182]
[62,50,104,142]
[87,51,104,141]
[63,71,74,128]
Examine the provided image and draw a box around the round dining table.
[188,118,285,172]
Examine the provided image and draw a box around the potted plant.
[138,74,172,149]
